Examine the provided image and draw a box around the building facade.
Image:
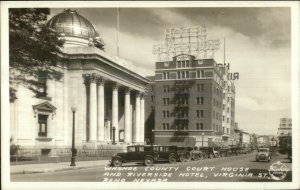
[10,10,149,156]
[277,118,292,136]
[146,54,228,147]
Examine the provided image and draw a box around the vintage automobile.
[110,145,158,167]
[177,146,192,162]
[190,146,204,160]
[152,145,178,164]
[256,148,271,162]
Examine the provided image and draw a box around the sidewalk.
[11,159,110,175]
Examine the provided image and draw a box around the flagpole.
[117,8,120,57]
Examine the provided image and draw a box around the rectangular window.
[151,96,154,102]
[200,84,204,91]
[38,114,48,137]
[200,123,203,130]
[177,71,181,79]
[186,71,189,78]
[186,60,190,67]
[196,97,200,104]
[197,70,200,78]
[37,71,48,97]
[201,70,204,78]
[163,123,166,130]
[196,123,200,130]
[167,111,169,118]
[182,71,185,79]
[200,110,204,118]
[163,111,166,118]
[200,97,204,104]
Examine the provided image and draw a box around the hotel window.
[197,70,200,78]
[151,106,155,112]
[38,114,48,137]
[166,98,170,105]
[163,123,166,130]
[182,61,186,67]
[201,70,204,77]
[177,61,181,68]
[181,71,185,79]
[227,118,229,123]
[151,96,154,102]
[186,60,190,67]
[196,97,200,104]
[177,72,181,79]
[200,123,203,130]
[196,123,200,130]
[200,97,204,104]
[163,111,166,118]
[166,111,169,118]
[223,116,225,121]
[186,71,189,78]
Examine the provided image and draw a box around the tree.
[9,8,64,102]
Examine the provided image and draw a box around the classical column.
[134,92,141,143]
[112,83,119,143]
[140,93,145,144]
[97,77,105,142]
[124,88,131,143]
[88,74,98,142]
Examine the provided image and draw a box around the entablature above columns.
[82,72,148,93]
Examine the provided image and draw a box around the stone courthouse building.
[10,9,150,156]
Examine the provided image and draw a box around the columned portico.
[83,73,148,145]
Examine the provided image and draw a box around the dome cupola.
[47,9,104,49]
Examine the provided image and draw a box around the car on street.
[152,145,178,164]
[110,145,158,167]
[177,146,192,162]
[255,148,271,162]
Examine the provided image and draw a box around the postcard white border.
[1,1,300,190]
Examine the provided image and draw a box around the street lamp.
[70,104,77,166]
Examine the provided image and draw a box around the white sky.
[50,8,291,135]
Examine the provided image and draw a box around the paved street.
[11,152,291,182]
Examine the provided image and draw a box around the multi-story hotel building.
[146,54,226,147]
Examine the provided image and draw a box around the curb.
[11,162,110,175]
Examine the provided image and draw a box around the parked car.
[110,145,158,167]
[177,146,192,162]
[230,146,240,156]
[256,148,271,162]
[152,145,178,164]
[190,146,204,160]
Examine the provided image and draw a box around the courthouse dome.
[47,9,105,49]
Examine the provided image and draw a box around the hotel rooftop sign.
[153,26,220,62]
